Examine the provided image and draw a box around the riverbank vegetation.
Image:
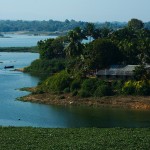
[24,19,150,106]
[0,46,38,53]
[0,127,149,150]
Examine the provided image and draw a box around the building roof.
[96,65,150,76]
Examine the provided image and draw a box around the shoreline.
[0,47,38,53]
[19,88,150,110]
[14,68,25,72]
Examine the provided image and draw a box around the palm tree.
[65,29,84,58]
[84,23,95,42]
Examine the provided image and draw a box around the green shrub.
[78,78,107,97]
[81,78,99,96]
[122,80,150,96]
[70,79,81,92]
[63,88,70,93]
[72,90,78,97]
[112,80,124,94]
[135,81,150,96]
[25,58,66,77]
[39,70,71,93]
[79,89,91,98]
[122,80,136,95]
[94,85,113,97]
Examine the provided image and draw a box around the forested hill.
[0,19,127,32]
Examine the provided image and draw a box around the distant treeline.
[145,22,150,30]
[0,20,128,32]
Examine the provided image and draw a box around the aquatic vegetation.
[0,127,150,150]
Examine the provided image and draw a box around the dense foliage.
[26,18,150,97]
[85,39,121,69]
[0,127,150,150]
[38,70,71,93]
[0,47,38,53]
[122,80,150,96]
[24,59,66,78]
[38,36,66,59]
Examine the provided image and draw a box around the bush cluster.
[122,80,150,96]
[78,78,113,98]
[94,85,112,97]
[38,74,114,98]
[111,80,124,95]
[37,70,150,97]
[24,59,66,76]
[38,70,71,93]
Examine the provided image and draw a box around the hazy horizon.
[0,0,149,22]
[0,19,149,24]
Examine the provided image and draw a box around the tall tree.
[38,39,55,59]
[84,39,121,69]
[84,23,96,41]
[38,37,66,59]
[128,19,144,30]
[65,29,84,58]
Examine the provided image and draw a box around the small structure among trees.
[96,65,150,80]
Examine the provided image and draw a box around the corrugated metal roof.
[96,65,150,76]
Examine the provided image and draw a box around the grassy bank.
[0,127,149,150]
[0,47,38,53]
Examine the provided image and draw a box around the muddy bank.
[19,88,150,110]
[14,68,25,72]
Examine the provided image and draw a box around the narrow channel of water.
[0,34,57,47]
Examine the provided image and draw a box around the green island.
[20,18,150,110]
[0,127,150,150]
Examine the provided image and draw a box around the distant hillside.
[0,20,127,33]
[0,19,149,33]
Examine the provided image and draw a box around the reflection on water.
[49,105,150,128]
[0,52,150,128]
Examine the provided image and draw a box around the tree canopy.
[128,18,144,30]
[30,18,150,77]
[26,18,150,97]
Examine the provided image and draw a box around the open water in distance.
[0,34,57,47]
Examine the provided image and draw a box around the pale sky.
[0,0,149,22]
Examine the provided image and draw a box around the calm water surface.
[0,34,57,47]
[0,40,150,128]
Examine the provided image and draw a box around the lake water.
[0,35,150,128]
[0,34,57,47]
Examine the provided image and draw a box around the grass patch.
[0,47,38,53]
[0,127,149,150]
